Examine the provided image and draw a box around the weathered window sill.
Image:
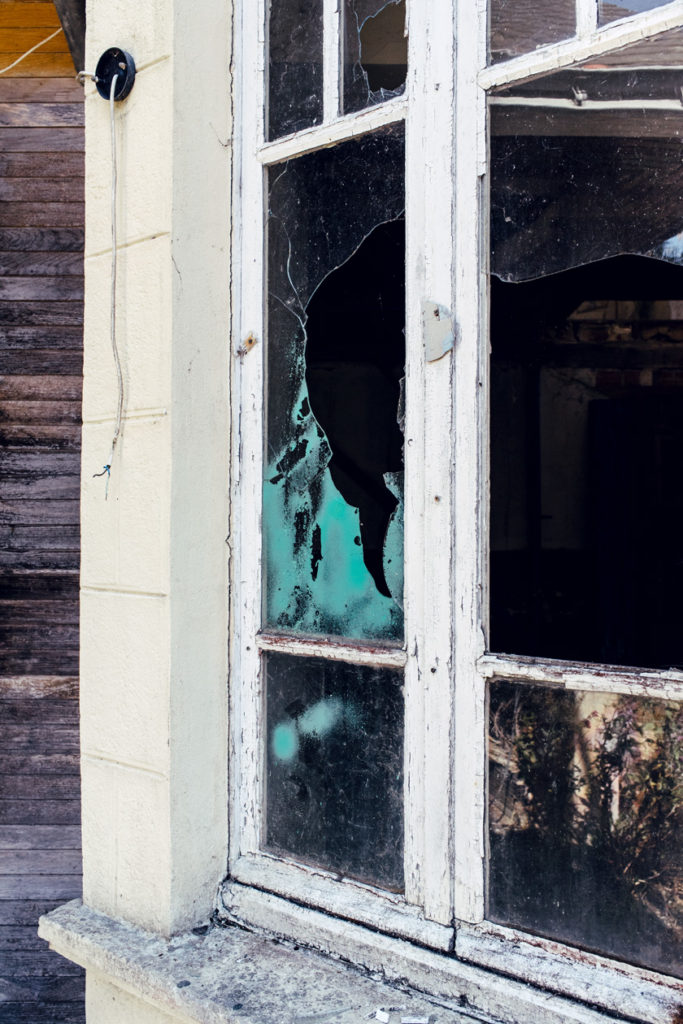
[38,900,475,1024]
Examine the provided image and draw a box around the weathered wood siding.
[0,676,83,1023]
[0,0,84,677]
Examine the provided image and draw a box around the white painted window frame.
[228,0,683,1018]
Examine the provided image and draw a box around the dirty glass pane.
[265,126,405,641]
[343,0,407,114]
[489,34,683,670]
[265,652,404,889]
[599,0,674,25]
[268,0,324,139]
[489,0,575,65]
[489,680,683,978]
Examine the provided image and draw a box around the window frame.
[226,0,683,1019]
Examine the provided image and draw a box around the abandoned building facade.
[12,0,683,1020]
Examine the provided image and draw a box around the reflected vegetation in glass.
[265,652,404,890]
[488,0,575,64]
[265,126,405,641]
[268,0,324,139]
[599,0,675,25]
[343,0,407,114]
[489,32,683,670]
[489,680,683,977]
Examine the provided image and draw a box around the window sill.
[40,898,629,1024]
[38,900,471,1024]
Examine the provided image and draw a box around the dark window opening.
[305,220,405,598]
[490,256,683,669]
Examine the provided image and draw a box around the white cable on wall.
[93,73,125,498]
[0,27,64,76]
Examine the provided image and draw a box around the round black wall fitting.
[95,48,136,101]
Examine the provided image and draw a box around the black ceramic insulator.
[95,48,136,101]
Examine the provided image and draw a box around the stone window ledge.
[39,900,477,1024]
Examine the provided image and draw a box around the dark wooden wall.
[0,0,83,678]
[0,3,84,1021]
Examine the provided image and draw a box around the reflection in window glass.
[489,35,683,669]
[489,680,683,978]
[266,652,404,890]
[599,0,674,25]
[343,0,407,114]
[265,127,405,642]
[268,0,324,139]
[488,0,575,65]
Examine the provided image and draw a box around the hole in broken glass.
[359,0,407,95]
[305,220,405,598]
[344,0,407,113]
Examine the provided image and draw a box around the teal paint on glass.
[264,126,405,641]
[272,721,299,762]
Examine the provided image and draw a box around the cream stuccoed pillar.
[77,0,231,1014]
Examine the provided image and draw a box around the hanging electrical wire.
[92,73,125,499]
[0,27,64,76]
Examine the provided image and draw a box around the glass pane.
[265,652,404,890]
[489,0,575,65]
[489,34,683,669]
[489,680,683,978]
[600,0,675,25]
[343,0,407,114]
[268,0,324,140]
[265,126,405,641]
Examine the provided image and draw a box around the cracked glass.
[488,0,575,64]
[489,33,683,670]
[264,125,405,642]
[268,0,324,139]
[265,652,404,889]
[489,680,683,978]
[343,0,407,114]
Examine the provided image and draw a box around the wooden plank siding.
[0,17,83,678]
[0,679,83,1024]
[0,5,84,1022]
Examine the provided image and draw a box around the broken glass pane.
[268,0,324,140]
[343,0,407,114]
[599,0,674,25]
[265,652,404,890]
[489,0,575,65]
[489,680,683,978]
[489,34,683,670]
[265,126,405,641]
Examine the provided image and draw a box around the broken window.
[489,680,683,978]
[489,32,683,670]
[488,0,575,65]
[265,125,405,641]
[268,0,324,139]
[266,652,404,889]
[343,0,407,113]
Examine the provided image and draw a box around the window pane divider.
[479,2,683,90]
[479,652,683,700]
[257,631,407,668]
[256,98,407,164]
[576,0,598,39]
[323,0,341,122]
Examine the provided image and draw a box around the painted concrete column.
[79,0,231,958]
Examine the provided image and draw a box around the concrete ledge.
[39,901,478,1024]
